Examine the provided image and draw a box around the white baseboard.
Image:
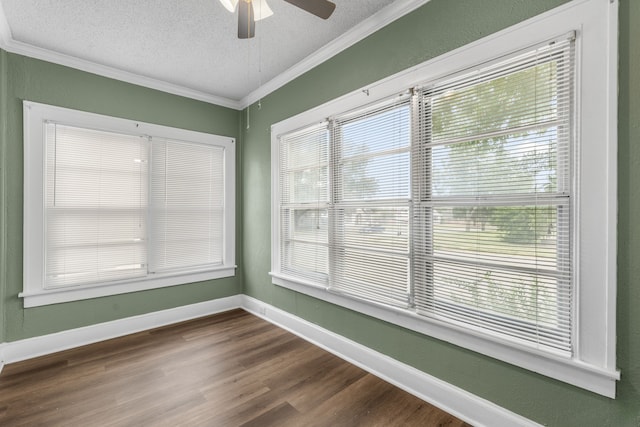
[0,343,5,374]
[0,293,538,426]
[241,295,540,427]
[0,294,242,367]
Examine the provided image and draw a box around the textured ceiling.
[0,0,407,107]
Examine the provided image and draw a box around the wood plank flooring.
[0,309,471,427]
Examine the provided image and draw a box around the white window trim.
[23,101,236,308]
[270,0,619,397]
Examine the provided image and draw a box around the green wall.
[0,52,242,341]
[1,0,639,424]
[241,0,640,425]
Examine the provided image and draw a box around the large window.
[272,0,618,398]
[413,41,574,353]
[23,102,235,307]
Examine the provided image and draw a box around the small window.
[23,102,236,307]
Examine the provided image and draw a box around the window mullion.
[413,88,434,312]
[145,136,153,276]
[328,118,341,290]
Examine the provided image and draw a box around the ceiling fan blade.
[238,0,255,39]
[283,0,336,19]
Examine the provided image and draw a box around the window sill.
[21,266,237,308]
[270,272,620,398]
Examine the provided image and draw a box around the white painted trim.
[1,295,241,365]
[0,40,241,109]
[241,295,541,427]
[269,0,619,398]
[241,0,432,108]
[19,267,238,308]
[271,273,619,398]
[0,0,429,110]
[604,0,619,371]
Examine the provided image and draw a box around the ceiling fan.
[220,0,336,39]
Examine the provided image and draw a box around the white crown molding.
[0,39,243,110]
[241,0,433,108]
[0,0,430,111]
[0,3,242,110]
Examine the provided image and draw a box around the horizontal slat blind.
[329,97,412,307]
[413,37,574,352]
[149,138,225,273]
[45,123,148,288]
[279,124,330,282]
[275,36,575,353]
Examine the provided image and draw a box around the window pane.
[289,166,328,203]
[339,104,411,200]
[343,207,409,253]
[433,205,566,270]
[341,152,410,200]
[283,208,328,277]
[281,126,329,204]
[332,206,410,306]
[432,129,562,197]
[431,265,570,349]
[341,105,411,156]
[329,99,412,307]
[279,125,330,281]
[333,249,410,307]
[45,124,148,288]
[415,39,574,352]
[431,60,563,143]
[150,139,225,273]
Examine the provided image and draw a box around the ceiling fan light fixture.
[253,0,274,21]
[219,0,238,13]
[232,0,336,39]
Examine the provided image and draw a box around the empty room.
[0,0,639,425]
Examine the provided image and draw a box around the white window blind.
[33,114,234,301]
[150,138,225,273]
[329,97,412,307]
[279,124,330,282]
[45,123,148,288]
[413,37,574,353]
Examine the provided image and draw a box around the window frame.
[23,101,236,308]
[271,0,619,397]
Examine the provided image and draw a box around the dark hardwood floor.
[0,309,471,426]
